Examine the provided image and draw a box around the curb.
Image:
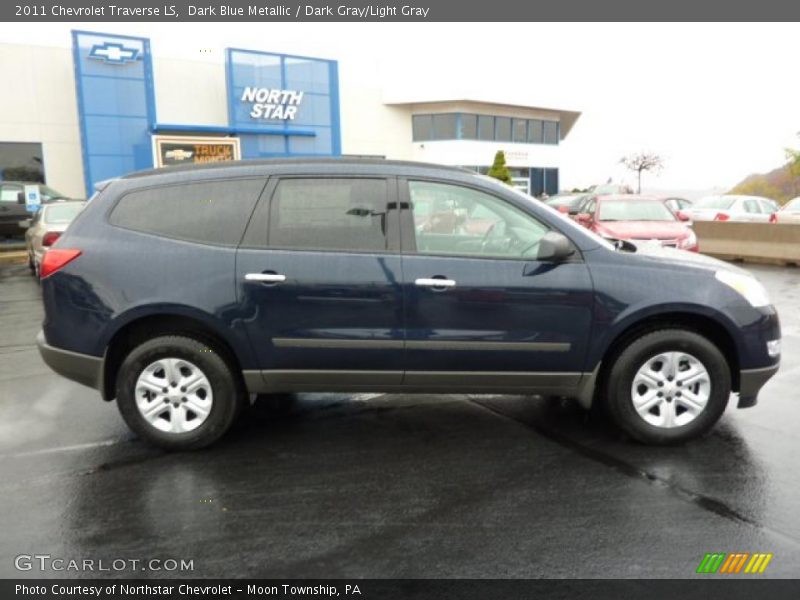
[0,251,28,266]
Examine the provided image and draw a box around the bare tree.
[620,152,664,193]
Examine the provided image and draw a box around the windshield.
[784,197,800,212]
[546,194,581,207]
[695,196,735,210]
[44,203,84,224]
[39,185,68,201]
[598,200,676,222]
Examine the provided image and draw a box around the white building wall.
[0,43,84,198]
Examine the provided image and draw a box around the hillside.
[729,162,799,204]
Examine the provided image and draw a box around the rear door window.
[743,199,761,214]
[268,178,390,252]
[109,178,266,246]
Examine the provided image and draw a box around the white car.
[683,194,777,222]
[21,201,86,276]
[772,197,800,224]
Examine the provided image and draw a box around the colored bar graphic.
[698,552,773,574]
[697,553,726,574]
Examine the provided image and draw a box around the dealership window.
[495,117,512,142]
[109,179,266,246]
[411,113,559,144]
[432,114,457,140]
[0,142,44,183]
[512,119,527,143]
[478,115,495,141]
[269,178,389,252]
[412,115,434,142]
[543,121,559,144]
[460,114,478,139]
[527,120,543,144]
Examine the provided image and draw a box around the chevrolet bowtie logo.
[89,42,140,64]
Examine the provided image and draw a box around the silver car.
[22,201,86,275]
[683,194,777,222]
[772,197,800,224]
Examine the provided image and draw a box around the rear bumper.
[738,363,780,408]
[36,330,104,391]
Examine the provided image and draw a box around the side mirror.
[575,213,592,225]
[18,219,31,229]
[676,210,690,222]
[537,231,575,262]
[17,192,25,204]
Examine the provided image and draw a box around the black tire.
[605,329,731,445]
[28,254,35,274]
[116,335,243,451]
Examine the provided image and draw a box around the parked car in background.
[589,183,634,195]
[0,182,72,237]
[770,197,800,224]
[682,195,777,222]
[545,193,592,215]
[22,201,86,275]
[661,196,693,217]
[573,194,698,251]
[36,159,780,450]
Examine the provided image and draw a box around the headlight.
[678,230,697,249]
[715,270,771,308]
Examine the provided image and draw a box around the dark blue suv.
[37,159,781,450]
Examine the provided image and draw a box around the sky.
[2,22,798,193]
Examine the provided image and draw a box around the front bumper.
[36,330,104,391]
[738,363,780,408]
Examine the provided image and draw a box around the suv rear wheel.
[116,335,243,450]
[605,329,731,444]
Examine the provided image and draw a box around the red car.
[573,194,698,251]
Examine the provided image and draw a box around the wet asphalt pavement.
[0,262,798,579]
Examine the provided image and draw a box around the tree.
[785,138,800,197]
[619,152,664,193]
[487,150,512,185]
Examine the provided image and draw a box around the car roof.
[121,157,473,180]
[595,194,663,202]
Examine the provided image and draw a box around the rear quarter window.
[109,178,266,246]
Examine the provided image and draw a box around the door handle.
[415,277,456,288]
[245,273,286,283]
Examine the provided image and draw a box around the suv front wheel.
[605,329,731,444]
[116,335,243,450]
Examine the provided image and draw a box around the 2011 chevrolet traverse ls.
[37,159,780,450]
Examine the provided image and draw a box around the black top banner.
[3,0,800,21]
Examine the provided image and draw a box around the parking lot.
[0,260,798,579]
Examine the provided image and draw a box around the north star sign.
[241,87,304,120]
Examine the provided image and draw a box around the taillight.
[557,206,569,214]
[40,249,81,279]
[714,212,730,221]
[42,231,61,247]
